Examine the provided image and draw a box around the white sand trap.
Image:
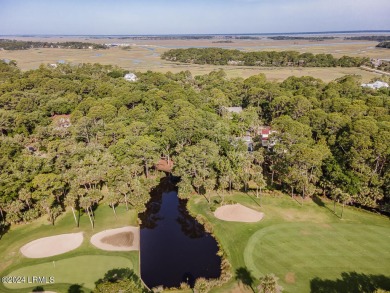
[90,226,139,251]
[214,204,264,222]
[20,232,83,258]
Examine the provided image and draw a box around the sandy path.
[214,204,264,223]
[20,233,83,258]
[90,226,140,251]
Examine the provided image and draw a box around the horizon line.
[1,29,390,37]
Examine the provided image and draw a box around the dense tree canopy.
[376,41,390,49]
[0,59,389,229]
[161,48,369,67]
[0,39,108,50]
[346,36,390,42]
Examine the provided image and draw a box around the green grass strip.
[3,255,133,290]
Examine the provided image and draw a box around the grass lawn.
[187,191,390,293]
[0,205,139,293]
[245,222,390,293]
[1,191,389,293]
[3,255,133,290]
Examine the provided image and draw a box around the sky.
[0,0,389,35]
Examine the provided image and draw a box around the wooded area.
[0,60,389,231]
[268,36,335,41]
[0,39,108,50]
[376,41,390,49]
[346,36,390,42]
[161,48,369,67]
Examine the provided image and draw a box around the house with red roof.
[260,126,277,147]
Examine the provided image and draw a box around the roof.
[124,73,138,81]
[156,158,174,172]
[361,81,389,89]
[241,135,252,143]
[225,107,243,114]
[373,81,389,87]
[51,114,71,129]
[261,128,271,135]
[261,127,277,142]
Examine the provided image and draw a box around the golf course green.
[0,205,139,293]
[244,222,389,292]
[0,191,389,293]
[188,191,390,293]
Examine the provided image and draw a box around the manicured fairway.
[0,205,139,293]
[188,192,390,293]
[244,223,390,293]
[4,255,133,290]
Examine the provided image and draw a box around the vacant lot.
[1,36,388,82]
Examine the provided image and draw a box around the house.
[260,126,277,147]
[227,60,244,65]
[124,73,138,82]
[224,106,243,114]
[225,106,243,114]
[231,135,253,152]
[361,81,389,89]
[156,158,174,173]
[51,114,71,130]
[370,58,382,67]
[223,106,243,120]
[241,135,254,152]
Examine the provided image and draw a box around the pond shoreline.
[139,177,222,289]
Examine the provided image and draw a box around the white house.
[361,81,389,89]
[124,73,138,82]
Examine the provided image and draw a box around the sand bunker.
[101,231,134,247]
[20,232,83,258]
[90,226,139,251]
[214,204,264,223]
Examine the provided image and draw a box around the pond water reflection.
[139,177,221,288]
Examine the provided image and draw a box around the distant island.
[161,47,369,67]
[2,31,389,43]
[0,39,108,50]
[212,40,234,43]
[344,35,390,42]
[376,41,390,49]
[268,36,335,41]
